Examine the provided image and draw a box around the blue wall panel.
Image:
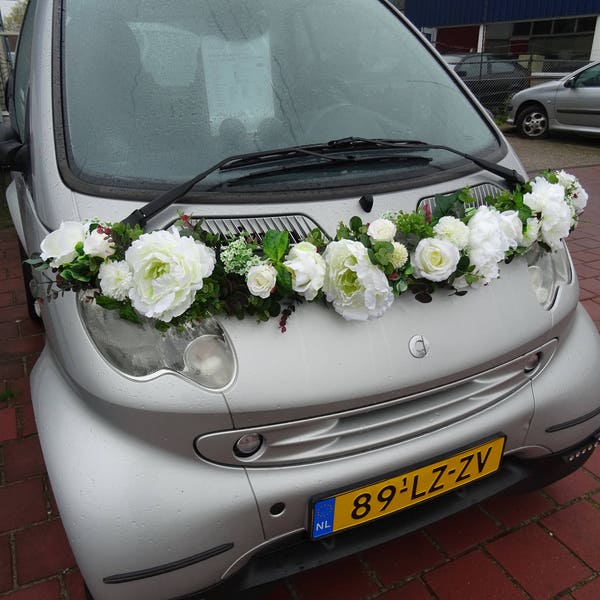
[405,0,600,28]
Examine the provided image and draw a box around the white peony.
[40,221,87,268]
[367,218,397,242]
[466,206,511,284]
[246,263,277,299]
[390,242,409,269]
[83,228,115,259]
[322,239,394,321]
[433,216,470,250]
[125,228,215,322]
[540,195,571,250]
[411,237,460,282]
[499,210,524,248]
[99,261,132,301]
[283,241,325,301]
[523,177,565,214]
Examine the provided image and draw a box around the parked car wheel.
[516,104,548,138]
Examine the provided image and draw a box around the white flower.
[523,177,565,214]
[83,228,115,259]
[571,184,588,215]
[99,261,132,301]
[125,228,215,322]
[411,237,460,282]
[40,221,86,268]
[433,216,470,250]
[390,242,409,269]
[322,239,394,321]
[540,195,571,250]
[246,263,277,299]
[556,170,577,191]
[367,218,397,242]
[522,217,541,247]
[466,206,511,284]
[283,241,325,301]
[499,210,524,248]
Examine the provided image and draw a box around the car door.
[554,63,600,130]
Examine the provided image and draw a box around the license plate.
[310,436,505,539]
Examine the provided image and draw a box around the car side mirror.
[563,77,575,89]
[0,122,28,171]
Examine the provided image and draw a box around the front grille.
[195,340,556,467]
[200,214,327,243]
[417,182,506,215]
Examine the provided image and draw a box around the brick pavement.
[0,166,599,600]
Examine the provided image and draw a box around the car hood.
[221,257,553,427]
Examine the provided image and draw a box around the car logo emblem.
[409,335,430,358]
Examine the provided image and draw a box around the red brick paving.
[1,166,600,599]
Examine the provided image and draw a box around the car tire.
[516,104,548,138]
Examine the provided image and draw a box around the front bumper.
[32,306,600,600]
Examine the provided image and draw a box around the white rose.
[523,177,565,214]
[390,242,409,269]
[246,263,277,299]
[522,217,541,247]
[125,228,215,322]
[283,241,325,301]
[467,206,511,284]
[83,228,115,259]
[322,239,394,321]
[367,218,397,242]
[99,261,132,301]
[411,237,460,282]
[433,216,470,250]
[499,210,523,248]
[40,221,86,268]
[540,196,571,250]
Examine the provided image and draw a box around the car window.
[576,64,600,88]
[489,61,514,75]
[61,0,498,191]
[459,57,484,77]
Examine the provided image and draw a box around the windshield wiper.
[209,152,431,190]
[122,145,373,228]
[325,137,526,188]
[122,143,430,228]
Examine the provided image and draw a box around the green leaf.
[262,230,289,262]
[349,216,362,232]
[275,264,293,295]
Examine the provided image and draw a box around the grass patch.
[0,386,18,403]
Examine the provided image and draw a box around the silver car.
[507,61,600,138]
[1,1,600,599]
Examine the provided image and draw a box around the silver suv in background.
[508,61,600,138]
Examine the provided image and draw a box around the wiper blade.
[122,145,366,228]
[211,153,432,189]
[326,137,526,188]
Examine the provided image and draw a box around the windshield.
[62,0,499,192]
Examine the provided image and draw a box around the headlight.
[79,299,237,390]
[526,241,571,309]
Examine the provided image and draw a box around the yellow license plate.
[310,436,505,539]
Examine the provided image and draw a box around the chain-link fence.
[441,53,591,115]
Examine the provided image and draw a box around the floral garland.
[28,170,587,331]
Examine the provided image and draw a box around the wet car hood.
[221,257,553,427]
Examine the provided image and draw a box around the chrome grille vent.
[199,214,327,243]
[418,182,506,215]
